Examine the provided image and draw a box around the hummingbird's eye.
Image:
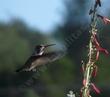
[39,46,43,48]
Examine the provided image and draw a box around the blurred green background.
[0,0,110,97]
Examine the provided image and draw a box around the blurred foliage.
[24,89,38,97]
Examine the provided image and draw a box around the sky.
[0,0,110,34]
[0,0,63,33]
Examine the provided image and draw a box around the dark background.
[0,0,110,97]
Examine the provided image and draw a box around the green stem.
[81,2,99,97]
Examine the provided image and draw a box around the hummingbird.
[16,44,64,72]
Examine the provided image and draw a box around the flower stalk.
[81,0,109,97]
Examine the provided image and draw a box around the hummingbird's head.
[35,44,56,55]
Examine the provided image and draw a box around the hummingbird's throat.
[36,47,45,55]
[38,51,44,55]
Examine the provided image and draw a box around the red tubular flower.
[80,92,82,97]
[81,61,85,72]
[92,66,98,77]
[92,33,109,56]
[96,51,99,60]
[83,79,86,86]
[91,83,100,94]
[81,65,84,72]
[96,0,101,7]
[89,9,93,15]
[92,32,100,46]
[98,47,109,55]
[97,14,110,24]
[103,17,110,24]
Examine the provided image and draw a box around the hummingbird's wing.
[16,55,40,72]
[42,51,65,62]
[31,51,65,68]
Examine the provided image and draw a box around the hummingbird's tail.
[16,67,24,72]
[16,66,33,72]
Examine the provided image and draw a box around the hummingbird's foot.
[32,69,37,72]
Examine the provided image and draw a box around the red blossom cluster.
[92,32,109,60]
[82,64,100,94]
[81,31,109,95]
[82,78,100,94]
[81,64,100,95]
[81,0,110,96]
[89,23,109,94]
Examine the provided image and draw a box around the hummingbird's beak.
[44,44,56,48]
